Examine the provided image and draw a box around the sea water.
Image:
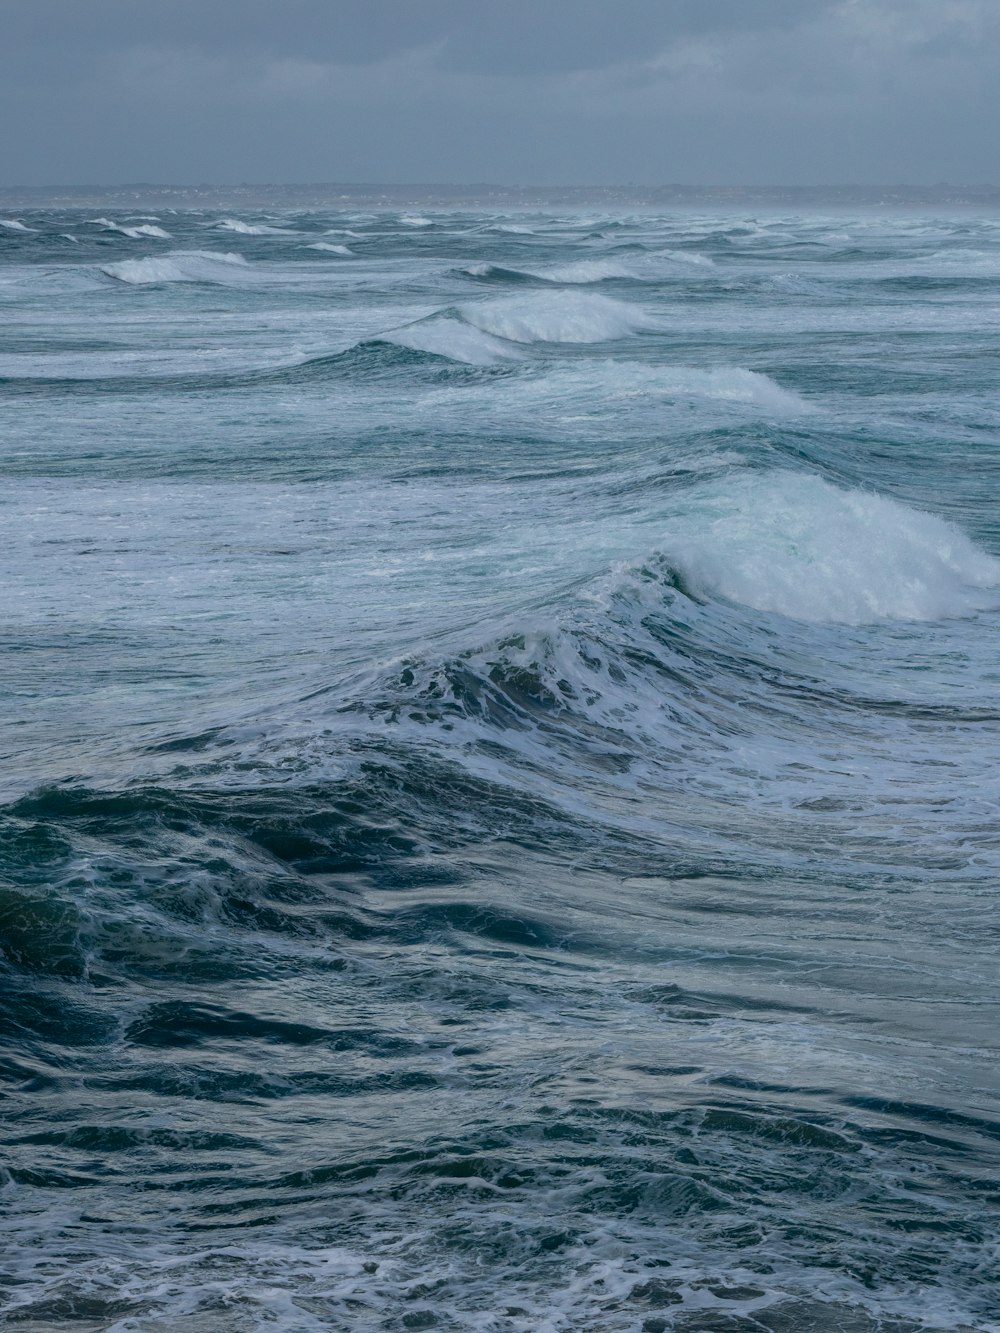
[1,206,999,1331]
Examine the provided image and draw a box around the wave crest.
[664,473,1000,624]
[100,250,250,286]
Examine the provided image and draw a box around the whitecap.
[457,291,657,345]
[612,364,810,414]
[0,219,36,232]
[87,218,172,239]
[118,224,172,239]
[306,242,353,256]
[464,253,714,286]
[543,259,635,283]
[659,248,714,267]
[379,320,521,366]
[213,218,295,236]
[666,472,1000,624]
[100,250,250,285]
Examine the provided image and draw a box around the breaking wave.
[91,218,172,239]
[99,250,251,285]
[462,252,714,285]
[213,218,296,236]
[373,292,659,363]
[662,472,1000,624]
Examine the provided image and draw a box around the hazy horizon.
[4,1,999,188]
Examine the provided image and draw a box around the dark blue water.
[2,206,999,1331]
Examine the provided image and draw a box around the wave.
[463,252,713,286]
[99,250,250,285]
[458,291,657,345]
[119,223,171,239]
[375,292,657,365]
[96,219,172,239]
[0,219,35,233]
[374,322,520,366]
[213,218,295,236]
[661,472,1000,624]
[461,263,543,286]
[604,363,810,414]
[306,242,353,256]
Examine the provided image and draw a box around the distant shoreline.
[3,182,1000,210]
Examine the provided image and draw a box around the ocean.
[1,205,999,1331]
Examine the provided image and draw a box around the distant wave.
[90,217,172,239]
[604,362,810,414]
[373,292,659,364]
[100,250,250,285]
[212,218,296,236]
[462,251,714,286]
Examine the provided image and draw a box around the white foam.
[214,218,294,236]
[88,217,171,238]
[306,242,353,255]
[119,223,172,239]
[613,364,810,414]
[543,258,635,283]
[400,214,433,227]
[667,472,1000,624]
[659,248,714,267]
[544,253,714,282]
[99,250,250,285]
[127,222,172,238]
[464,252,714,286]
[0,219,35,232]
[380,319,521,365]
[457,291,657,345]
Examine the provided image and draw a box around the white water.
[667,472,1000,623]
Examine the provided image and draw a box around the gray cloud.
[3,0,998,185]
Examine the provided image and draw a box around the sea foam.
[213,218,294,236]
[457,291,657,344]
[463,252,713,286]
[90,218,172,239]
[379,320,521,365]
[375,292,656,365]
[100,250,250,285]
[667,472,1000,624]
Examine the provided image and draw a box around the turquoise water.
[2,207,999,1331]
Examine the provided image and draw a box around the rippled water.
[2,206,1000,1331]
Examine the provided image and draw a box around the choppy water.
[2,205,1000,1332]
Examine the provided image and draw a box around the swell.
[0,289,662,393]
[3,752,998,1331]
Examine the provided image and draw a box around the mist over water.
[2,205,1000,1332]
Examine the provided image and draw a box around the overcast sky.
[3,0,999,185]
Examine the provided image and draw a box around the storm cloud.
[3,0,998,184]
